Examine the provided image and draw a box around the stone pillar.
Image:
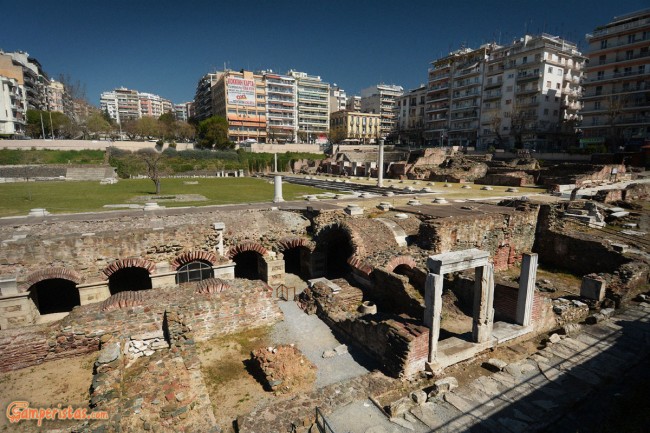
[516,253,538,326]
[274,153,278,173]
[213,222,225,256]
[262,257,285,286]
[273,175,284,203]
[472,263,495,343]
[424,272,443,363]
[77,282,110,305]
[0,292,38,329]
[377,138,385,187]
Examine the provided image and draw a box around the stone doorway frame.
[424,248,494,369]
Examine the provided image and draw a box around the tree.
[86,112,111,138]
[135,117,160,140]
[158,111,178,141]
[605,94,627,151]
[177,121,196,142]
[489,114,504,148]
[137,148,166,194]
[197,116,230,149]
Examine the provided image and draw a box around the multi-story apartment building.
[263,71,297,143]
[425,46,493,147]
[396,85,427,146]
[193,72,222,121]
[139,92,173,118]
[329,85,347,113]
[47,80,66,113]
[101,88,174,123]
[0,54,27,137]
[288,70,330,142]
[174,102,193,122]
[100,88,140,123]
[1,51,49,111]
[212,69,267,143]
[425,35,584,150]
[330,110,381,144]
[481,35,584,151]
[346,95,361,111]
[360,84,404,137]
[582,9,650,151]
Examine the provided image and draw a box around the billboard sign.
[227,77,256,107]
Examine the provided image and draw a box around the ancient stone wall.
[0,209,310,286]
[475,172,535,187]
[369,269,424,319]
[417,207,538,271]
[0,280,282,372]
[533,205,630,275]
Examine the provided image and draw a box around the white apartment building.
[360,84,404,137]
[139,92,173,118]
[288,70,330,142]
[101,88,174,123]
[425,34,585,151]
[581,9,650,151]
[329,85,347,113]
[174,102,192,121]
[263,71,298,143]
[0,53,27,136]
[396,85,427,146]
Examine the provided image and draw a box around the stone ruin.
[0,190,648,431]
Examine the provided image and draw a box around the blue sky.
[1,0,647,106]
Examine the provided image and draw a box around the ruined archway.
[171,251,218,270]
[316,225,355,279]
[228,242,268,280]
[233,251,263,280]
[108,268,152,295]
[103,258,155,295]
[277,237,312,278]
[29,278,80,315]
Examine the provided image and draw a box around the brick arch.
[102,258,157,279]
[276,237,313,253]
[315,222,364,258]
[196,278,232,295]
[22,267,82,291]
[385,256,418,273]
[170,251,219,270]
[226,242,268,259]
[100,291,145,312]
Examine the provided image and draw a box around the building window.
[597,71,605,80]
[548,67,553,73]
[505,99,512,105]
[628,34,636,43]
[595,86,603,95]
[600,40,607,49]
[626,50,634,60]
[176,261,214,284]
[544,109,549,115]
[522,56,527,64]
[556,83,561,89]
[546,81,552,88]
[594,101,601,110]
[599,55,606,65]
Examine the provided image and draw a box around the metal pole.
[49,111,54,139]
[40,112,46,139]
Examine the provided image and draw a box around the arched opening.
[176,260,214,284]
[282,246,309,278]
[108,267,152,295]
[233,251,262,280]
[318,228,354,279]
[394,264,426,293]
[29,278,80,315]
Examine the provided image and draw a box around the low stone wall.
[0,280,282,372]
[370,268,424,319]
[298,281,428,378]
[475,172,535,187]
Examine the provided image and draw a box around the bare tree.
[605,94,627,151]
[138,149,165,194]
[489,114,504,148]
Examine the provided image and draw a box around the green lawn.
[0,178,331,217]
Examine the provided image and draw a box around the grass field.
[0,178,331,217]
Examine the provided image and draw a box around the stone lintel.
[427,249,490,275]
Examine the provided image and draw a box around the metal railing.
[315,407,337,433]
[276,284,296,301]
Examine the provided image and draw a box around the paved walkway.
[271,299,369,389]
[327,302,650,433]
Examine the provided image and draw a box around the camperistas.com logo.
[6,401,109,427]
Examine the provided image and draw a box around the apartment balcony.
[453,91,481,100]
[483,92,502,100]
[516,101,539,109]
[587,15,650,40]
[516,86,541,95]
[428,83,450,92]
[484,81,502,89]
[516,72,542,82]
[425,105,449,113]
[428,72,450,81]
[587,68,650,83]
[450,104,479,112]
